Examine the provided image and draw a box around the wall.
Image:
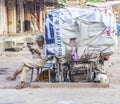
[7,0,17,34]
[0,0,7,35]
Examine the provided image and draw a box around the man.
[6,34,47,88]
[94,55,109,83]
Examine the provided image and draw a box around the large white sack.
[75,18,117,57]
[75,18,117,47]
[45,7,118,58]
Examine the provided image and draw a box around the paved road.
[0,84,120,104]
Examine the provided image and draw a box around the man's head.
[35,34,44,47]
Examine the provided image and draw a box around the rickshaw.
[43,7,117,83]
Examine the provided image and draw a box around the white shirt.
[32,45,46,60]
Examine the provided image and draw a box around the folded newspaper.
[45,7,118,60]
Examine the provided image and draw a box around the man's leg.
[17,66,31,88]
[20,66,30,82]
[12,69,22,79]
[16,59,46,88]
[6,69,22,81]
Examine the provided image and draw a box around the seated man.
[94,55,109,83]
[6,34,47,88]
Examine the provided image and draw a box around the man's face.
[36,41,44,47]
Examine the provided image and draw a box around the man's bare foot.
[16,81,26,89]
[6,76,16,81]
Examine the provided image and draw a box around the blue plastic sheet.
[116,24,120,36]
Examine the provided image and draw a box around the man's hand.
[34,49,41,56]
[29,48,35,53]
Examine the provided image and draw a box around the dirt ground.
[0,37,120,104]
[0,47,35,88]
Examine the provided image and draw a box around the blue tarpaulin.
[116,24,120,36]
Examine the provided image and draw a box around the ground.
[1,86,120,104]
[0,37,120,103]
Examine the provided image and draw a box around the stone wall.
[0,0,7,35]
[7,0,17,34]
[112,4,120,23]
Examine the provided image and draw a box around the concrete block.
[0,38,5,52]
[4,36,26,51]
[30,82,110,88]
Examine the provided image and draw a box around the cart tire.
[88,62,95,82]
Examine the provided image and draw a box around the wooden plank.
[30,82,110,88]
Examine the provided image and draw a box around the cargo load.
[45,7,118,60]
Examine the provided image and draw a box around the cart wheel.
[69,70,75,82]
[88,62,95,82]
